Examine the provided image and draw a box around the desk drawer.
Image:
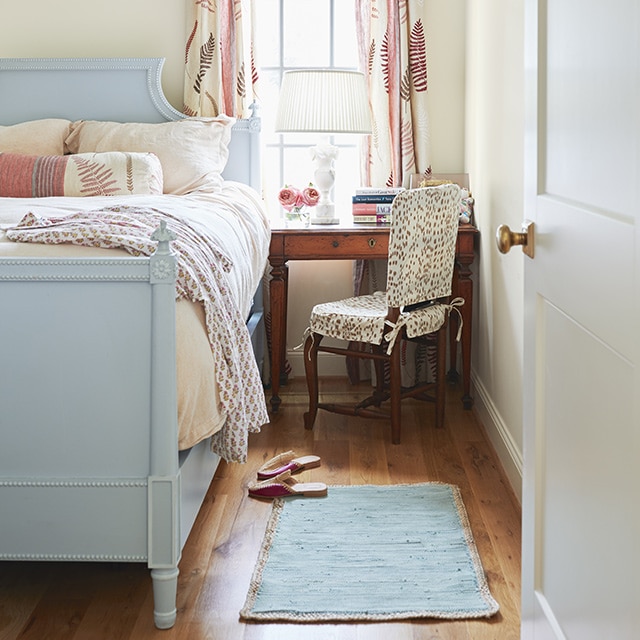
[283,232,389,260]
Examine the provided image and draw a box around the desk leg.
[448,265,461,385]
[268,257,288,412]
[452,258,474,409]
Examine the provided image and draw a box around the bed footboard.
[0,231,184,628]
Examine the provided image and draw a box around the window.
[255,0,360,219]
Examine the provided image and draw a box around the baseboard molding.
[471,370,523,504]
[287,349,346,379]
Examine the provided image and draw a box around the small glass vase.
[284,205,310,228]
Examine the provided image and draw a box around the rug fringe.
[239,498,285,618]
[450,485,501,616]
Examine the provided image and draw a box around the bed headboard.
[0,57,261,190]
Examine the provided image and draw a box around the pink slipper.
[257,450,321,480]
[248,470,327,500]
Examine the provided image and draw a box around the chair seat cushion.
[309,291,449,348]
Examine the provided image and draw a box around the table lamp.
[275,69,372,224]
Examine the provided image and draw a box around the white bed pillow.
[0,118,71,156]
[0,151,163,197]
[65,116,235,195]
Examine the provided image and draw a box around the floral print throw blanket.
[7,205,268,463]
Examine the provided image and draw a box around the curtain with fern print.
[184,0,258,118]
[348,0,434,386]
[355,0,431,188]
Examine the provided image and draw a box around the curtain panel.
[355,0,431,188]
[352,0,435,385]
[184,0,259,118]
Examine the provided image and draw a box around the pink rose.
[302,186,320,207]
[278,186,300,212]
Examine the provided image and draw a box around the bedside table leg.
[269,257,288,412]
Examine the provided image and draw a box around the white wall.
[466,0,525,500]
[0,0,186,110]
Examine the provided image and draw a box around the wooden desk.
[268,221,478,412]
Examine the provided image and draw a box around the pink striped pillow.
[0,151,163,197]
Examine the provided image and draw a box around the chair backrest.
[409,172,470,190]
[386,184,460,308]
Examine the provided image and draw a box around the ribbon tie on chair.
[383,297,465,355]
[298,326,314,358]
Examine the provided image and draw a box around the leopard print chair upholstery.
[303,184,464,444]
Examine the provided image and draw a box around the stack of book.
[352,187,404,224]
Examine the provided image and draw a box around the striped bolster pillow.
[0,151,163,197]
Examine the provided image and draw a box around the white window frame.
[257,0,360,219]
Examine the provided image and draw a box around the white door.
[521,1,640,639]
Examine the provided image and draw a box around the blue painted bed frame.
[0,58,263,629]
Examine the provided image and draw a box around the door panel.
[545,1,637,212]
[522,0,639,638]
[538,302,635,638]
[536,198,633,356]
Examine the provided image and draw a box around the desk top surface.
[270,220,477,235]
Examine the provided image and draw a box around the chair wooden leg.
[390,341,402,444]
[373,344,386,406]
[435,326,447,428]
[303,332,321,430]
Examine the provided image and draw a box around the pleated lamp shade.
[275,69,372,134]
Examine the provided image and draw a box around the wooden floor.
[0,378,521,640]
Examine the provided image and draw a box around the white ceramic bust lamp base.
[310,143,339,224]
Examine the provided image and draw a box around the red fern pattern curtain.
[184,0,258,118]
[350,0,434,385]
[356,0,431,187]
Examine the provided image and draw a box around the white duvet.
[0,182,271,454]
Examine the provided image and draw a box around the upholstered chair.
[302,184,464,444]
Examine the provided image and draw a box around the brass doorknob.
[496,221,535,258]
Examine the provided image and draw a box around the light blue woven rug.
[240,483,499,622]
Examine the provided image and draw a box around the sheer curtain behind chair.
[350,0,434,385]
[184,0,259,118]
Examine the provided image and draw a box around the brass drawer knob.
[332,240,339,248]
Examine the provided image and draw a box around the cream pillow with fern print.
[65,117,234,195]
[0,151,163,197]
